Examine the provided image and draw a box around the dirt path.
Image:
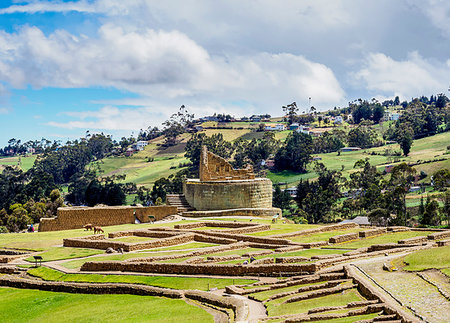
[355,254,450,323]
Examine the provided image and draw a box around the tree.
[432,169,450,191]
[272,185,291,210]
[368,208,391,226]
[7,206,32,232]
[282,102,299,125]
[295,163,343,223]
[347,125,377,148]
[162,105,194,147]
[388,163,416,225]
[395,124,413,156]
[275,132,313,172]
[421,196,440,226]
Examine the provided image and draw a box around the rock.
[105,247,115,254]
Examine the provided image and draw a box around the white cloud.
[48,105,167,130]
[353,52,450,100]
[421,0,450,38]
[0,23,345,118]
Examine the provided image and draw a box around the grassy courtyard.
[28,267,256,291]
[0,287,213,323]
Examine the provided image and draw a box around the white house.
[265,124,286,131]
[133,140,149,151]
[334,116,343,124]
[296,125,311,135]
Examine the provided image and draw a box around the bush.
[0,226,8,233]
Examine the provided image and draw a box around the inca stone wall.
[39,205,177,232]
[183,178,273,210]
[199,146,254,181]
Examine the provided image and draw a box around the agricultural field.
[0,155,37,171]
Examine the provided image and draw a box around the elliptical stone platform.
[183,147,280,216]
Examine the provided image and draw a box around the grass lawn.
[110,236,156,243]
[333,231,435,249]
[0,287,213,323]
[24,247,103,263]
[288,229,362,243]
[0,222,174,251]
[266,289,364,317]
[148,242,218,251]
[441,268,450,277]
[205,247,269,257]
[246,224,321,237]
[0,155,36,171]
[313,313,381,323]
[60,251,189,269]
[249,281,324,301]
[271,248,349,259]
[403,246,450,272]
[267,170,317,185]
[28,267,256,291]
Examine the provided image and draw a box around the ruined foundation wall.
[184,178,273,210]
[39,205,177,232]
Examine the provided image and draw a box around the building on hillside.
[283,187,297,197]
[296,125,311,135]
[132,140,148,151]
[334,116,343,124]
[384,165,394,173]
[250,115,262,122]
[340,147,361,152]
[125,148,136,157]
[384,112,400,121]
[265,124,286,131]
[289,123,299,130]
[408,186,421,193]
[262,159,275,169]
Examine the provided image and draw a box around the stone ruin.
[199,146,255,181]
[183,147,279,214]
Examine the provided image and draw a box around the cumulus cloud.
[48,105,167,130]
[0,23,345,115]
[353,52,450,100]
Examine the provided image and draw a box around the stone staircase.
[166,194,195,213]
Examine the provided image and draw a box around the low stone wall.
[271,223,359,239]
[64,233,195,251]
[275,245,304,252]
[329,232,359,244]
[359,228,387,238]
[387,226,410,232]
[428,230,450,240]
[81,261,319,276]
[299,241,328,248]
[275,256,308,264]
[182,207,281,217]
[39,205,177,232]
[184,290,246,322]
[437,239,450,246]
[175,221,262,229]
[0,275,182,298]
[398,236,428,244]
[176,229,293,246]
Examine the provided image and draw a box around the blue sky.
[0,0,449,146]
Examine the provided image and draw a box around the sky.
[0,0,449,146]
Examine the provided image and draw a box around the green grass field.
[288,229,363,243]
[265,288,364,317]
[28,267,256,290]
[24,247,103,263]
[0,287,213,323]
[0,222,176,251]
[334,231,435,249]
[403,246,450,272]
[0,155,37,171]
